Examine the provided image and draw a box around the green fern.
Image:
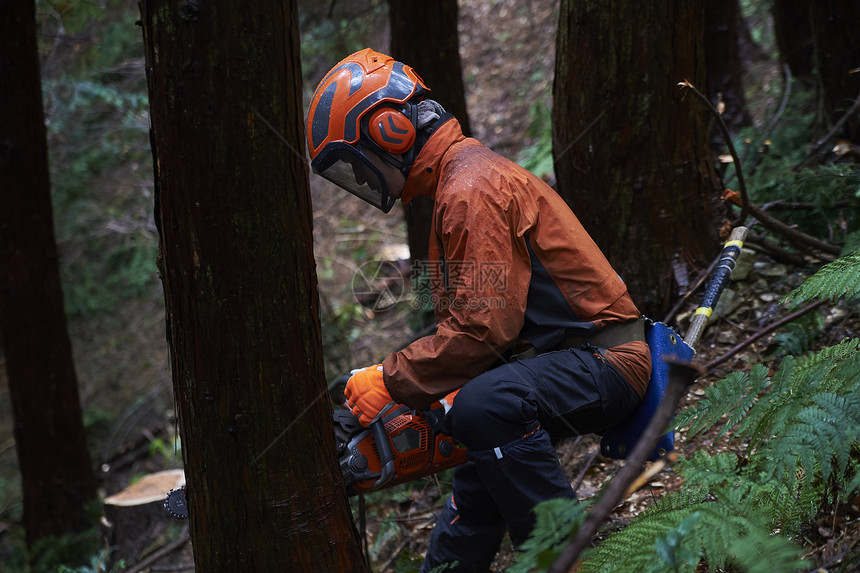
[578,483,807,573]
[782,249,860,307]
[508,497,589,573]
[518,246,860,572]
[674,364,770,442]
[576,337,859,573]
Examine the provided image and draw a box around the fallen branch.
[745,233,812,267]
[679,80,843,257]
[807,86,860,159]
[571,448,600,495]
[549,360,703,573]
[126,526,190,573]
[622,451,678,499]
[678,80,749,225]
[744,200,841,256]
[760,199,852,212]
[704,299,826,373]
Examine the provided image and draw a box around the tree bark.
[139,1,368,571]
[388,0,470,264]
[810,0,860,142]
[704,0,751,135]
[0,0,98,550]
[553,0,723,317]
[772,0,814,81]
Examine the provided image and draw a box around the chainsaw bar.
[164,485,188,519]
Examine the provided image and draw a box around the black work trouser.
[420,346,641,573]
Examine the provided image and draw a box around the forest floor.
[1,0,858,571]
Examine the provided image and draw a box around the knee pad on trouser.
[468,427,575,547]
[421,463,506,573]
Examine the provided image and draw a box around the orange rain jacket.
[382,118,651,410]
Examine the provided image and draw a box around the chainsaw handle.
[371,420,395,489]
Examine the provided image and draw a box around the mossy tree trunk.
[0,0,98,552]
[388,0,470,264]
[139,1,367,571]
[553,0,724,317]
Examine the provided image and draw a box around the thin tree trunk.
[810,0,860,142]
[772,0,814,81]
[705,0,751,135]
[0,0,97,550]
[139,1,368,570]
[389,0,470,265]
[553,0,723,317]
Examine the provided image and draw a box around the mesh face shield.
[310,142,395,213]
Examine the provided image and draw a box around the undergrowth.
[514,248,860,572]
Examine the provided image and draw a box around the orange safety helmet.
[306,48,429,212]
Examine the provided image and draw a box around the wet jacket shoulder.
[383,119,647,409]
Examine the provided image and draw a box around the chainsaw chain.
[164,485,188,519]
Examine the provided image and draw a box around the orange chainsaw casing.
[337,402,468,496]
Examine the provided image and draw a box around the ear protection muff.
[366,107,416,155]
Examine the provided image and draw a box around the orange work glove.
[344,364,396,427]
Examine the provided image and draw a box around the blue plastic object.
[600,321,694,462]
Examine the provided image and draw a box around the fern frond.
[743,339,859,453]
[787,337,860,395]
[674,364,770,441]
[578,500,701,573]
[699,484,811,572]
[680,451,812,535]
[678,451,741,490]
[579,488,808,573]
[758,389,860,494]
[509,497,588,573]
[782,249,860,306]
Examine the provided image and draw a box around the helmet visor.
[311,143,396,213]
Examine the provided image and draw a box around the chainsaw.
[330,378,469,496]
[164,382,468,517]
[166,227,748,516]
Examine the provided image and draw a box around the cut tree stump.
[102,469,185,566]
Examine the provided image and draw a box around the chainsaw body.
[334,403,468,496]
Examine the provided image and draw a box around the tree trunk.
[772,0,814,81]
[0,0,98,551]
[388,0,470,264]
[139,1,368,571]
[810,0,860,142]
[553,0,723,317]
[705,0,751,135]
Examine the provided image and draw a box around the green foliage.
[841,230,860,254]
[39,2,158,316]
[782,249,860,307]
[517,98,554,180]
[749,163,860,243]
[723,78,860,247]
[299,0,388,105]
[517,253,860,572]
[592,338,860,572]
[509,498,589,573]
[679,338,860,494]
[768,310,825,356]
[17,523,111,573]
[580,485,807,573]
[57,548,122,573]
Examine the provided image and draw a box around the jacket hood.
[401,117,465,204]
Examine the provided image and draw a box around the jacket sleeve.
[383,177,532,410]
